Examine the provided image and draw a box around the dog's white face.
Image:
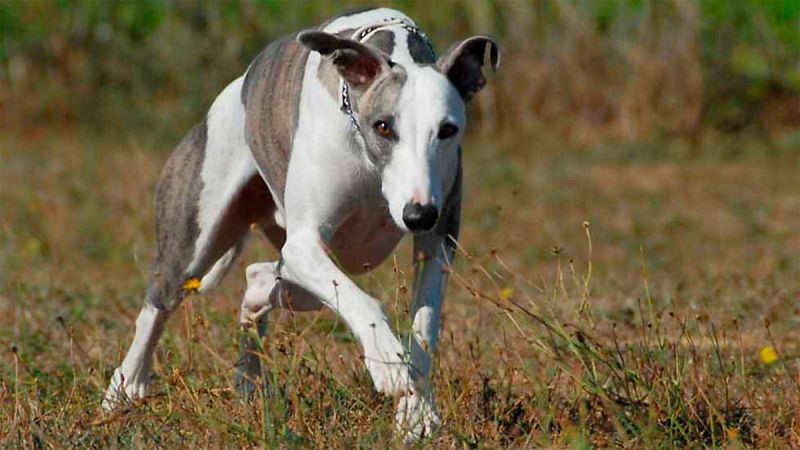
[371,67,465,232]
[299,31,498,233]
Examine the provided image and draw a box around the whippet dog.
[103,7,499,441]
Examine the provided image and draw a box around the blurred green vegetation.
[0,0,798,148]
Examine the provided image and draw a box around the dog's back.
[241,33,307,205]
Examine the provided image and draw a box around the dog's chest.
[327,205,404,274]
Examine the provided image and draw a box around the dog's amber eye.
[373,120,394,138]
[438,123,459,140]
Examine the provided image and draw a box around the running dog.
[103,7,499,441]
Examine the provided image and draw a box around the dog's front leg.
[279,230,413,395]
[397,161,462,441]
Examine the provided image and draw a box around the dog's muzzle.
[402,202,438,232]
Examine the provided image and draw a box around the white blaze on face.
[382,66,466,230]
[388,26,412,64]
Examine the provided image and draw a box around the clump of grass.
[435,221,799,447]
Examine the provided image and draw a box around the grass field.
[1,125,798,447]
[2,0,799,447]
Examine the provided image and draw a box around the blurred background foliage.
[0,0,798,149]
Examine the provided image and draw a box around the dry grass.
[2,1,799,447]
[1,125,798,447]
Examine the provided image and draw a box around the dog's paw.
[240,263,276,326]
[362,333,413,394]
[364,352,412,394]
[101,367,149,411]
[395,391,440,443]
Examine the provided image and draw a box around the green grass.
[1,127,798,447]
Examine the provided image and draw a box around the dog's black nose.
[402,202,438,232]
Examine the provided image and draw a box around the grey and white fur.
[103,7,499,441]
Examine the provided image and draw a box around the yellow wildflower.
[727,427,739,440]
[183,277,202,292]
[759,346,778,365]
[500,287,514,301]
[25,238,42,256]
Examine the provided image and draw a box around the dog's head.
[299,30,499,233]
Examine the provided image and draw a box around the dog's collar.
[351,17,427,44]
[340,82,361,134]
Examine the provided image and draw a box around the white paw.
[240,291,272,324]
[101,367,149,411]
[362,331,412,394]
[364,353,412,394]
[240,263,277,325]
[395,391,440,443]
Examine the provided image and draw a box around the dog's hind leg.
[232,221,285,397]
[234,315,269,398]
[104,76,280,410]
[233,262,275,398]
[234,259,321,397]
[103,117,213,410]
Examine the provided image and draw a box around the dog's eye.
[373,120,395,139]
[437,123,459,140]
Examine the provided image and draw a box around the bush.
[1,0,798,146]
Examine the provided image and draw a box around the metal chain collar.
[340,82,361,133]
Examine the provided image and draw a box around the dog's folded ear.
[298,31,390,90]
[437,36,500,102]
